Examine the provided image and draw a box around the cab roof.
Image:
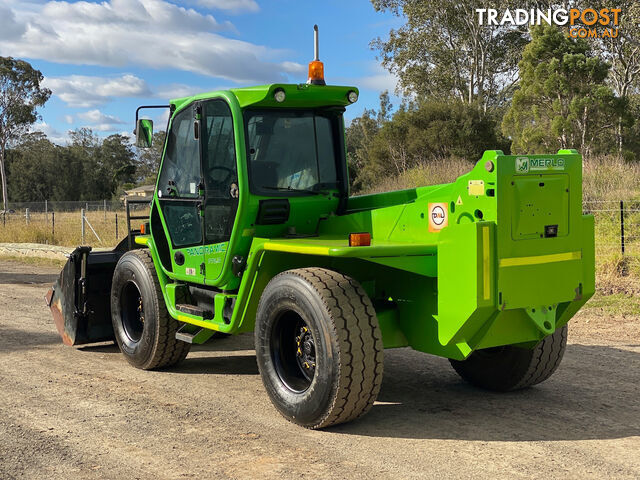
[170,83,359,113]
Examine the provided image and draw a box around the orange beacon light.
[307,25,326,86]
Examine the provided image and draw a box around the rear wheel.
[111,249,190,370]
[449,325,567,391]
[255,268,384,429]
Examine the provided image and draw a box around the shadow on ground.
[65,327,640,443]
[0,271,59,285]
[171,355,258,375]
[0,326,63,353]
[331,344,640,442]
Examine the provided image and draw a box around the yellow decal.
[263,242,330,256]
[482,226,491,300]
[456,195,463,205]
[428,203,448,233]
[468,180,485,196]
[499,251,581,267]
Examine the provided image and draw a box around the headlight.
[274,88,286,103]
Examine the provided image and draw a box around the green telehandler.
[46,27,594,429]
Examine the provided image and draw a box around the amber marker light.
[349,232,371,247]
[307,25,326,86]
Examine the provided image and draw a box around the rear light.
[140,223,149,234]
[349,232,371,247]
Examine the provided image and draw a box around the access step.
[175,324,215,344]
[176,303,213,319]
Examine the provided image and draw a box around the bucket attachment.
[46,245,125,346]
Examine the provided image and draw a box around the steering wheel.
[207,166,235,197]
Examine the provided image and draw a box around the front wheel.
[111,249,190,370]
[255,268,384,429]
[449,325,568,391]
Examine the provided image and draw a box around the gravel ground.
[0,259,638,479]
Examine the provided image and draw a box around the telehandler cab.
[47,26,594,429]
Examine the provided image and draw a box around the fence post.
[25,208,29,225]
[115,213,118,240]
[45,199,48,224]
[104,199,107,222]
[52,211,55,238]
[620,200,625,255]
[81,208,85,244]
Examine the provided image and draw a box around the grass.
[0,253,66,269]
[0,208,149,248]
[358,157,472,195]
[582,292,640,317]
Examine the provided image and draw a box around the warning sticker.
[428,202,448,233]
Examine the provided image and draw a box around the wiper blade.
[260,185,324,195]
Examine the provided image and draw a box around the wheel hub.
[295,325,316,380]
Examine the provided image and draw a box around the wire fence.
[0,200,150,248]
[583,200,640,259]
[0,198,638,256]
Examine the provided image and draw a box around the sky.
[0,0,402,145]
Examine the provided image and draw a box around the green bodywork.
[138,83,595,360]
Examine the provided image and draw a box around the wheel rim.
[271,310,316,393]
[120,281,145,343]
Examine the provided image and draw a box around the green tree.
[351,100,505,189]
[346,109,379,190]
[346,91,394,190]
[100,133,137,190]
[601,1,640,154]
[502,25,623,155]
[371,0,531,111]
[136,131,166,185]
[572,0,640,154]
[5,132,58,201]
[0,57,51,210]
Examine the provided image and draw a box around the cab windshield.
[245,110,340,195]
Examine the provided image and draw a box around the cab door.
[200,99,239,282]
[155,102,205,283]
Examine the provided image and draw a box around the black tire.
[255,268,384,429]
[449,325,567,391]
[111,249,190,370]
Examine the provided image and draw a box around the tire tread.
[276,268,384,428]
[124,249,190,370]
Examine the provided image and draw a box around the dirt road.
[0,259,639,479]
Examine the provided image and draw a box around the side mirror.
[135,119,153,148]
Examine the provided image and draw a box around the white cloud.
[155,83,207,99]
[356,63,399,93]
[30,121,70,145]
[1,0,302,84]
[77,109,126,132]
[195,0,259,13]
[43,74,152,107]
[63,115,74,124]
[155,108,170,126]
[78,109,125,125]
[0,4,26,39]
